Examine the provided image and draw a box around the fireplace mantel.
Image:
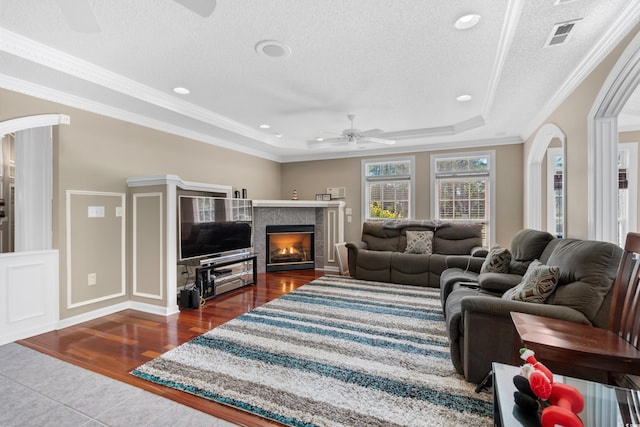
[252,200,345,273]
[252,199,345,209]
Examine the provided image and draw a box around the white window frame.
[546,146,564,237]
[430,150,496,247]
[361,156,415,222]
[618,142,638,247]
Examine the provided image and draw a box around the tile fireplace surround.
[252,200,345,273]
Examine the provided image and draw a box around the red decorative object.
[513,348,584,427]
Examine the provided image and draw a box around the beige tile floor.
[0,343,237,427]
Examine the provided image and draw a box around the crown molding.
[0,29,276,145]
[380,115,486,140]
[482,0,525,118]
[521,0,640,141]
[0,74,282,162]
[279,135,522,163]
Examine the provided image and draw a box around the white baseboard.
[0,321,60,346]
[129,300,179,316]
[56,302,131,330]
[56,300,180,331]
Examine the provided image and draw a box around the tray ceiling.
[1,0,639,162]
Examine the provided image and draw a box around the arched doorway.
[0,113,69,345]
[0,114,69,250]
[589,31,640,243]
[526,123,566,234]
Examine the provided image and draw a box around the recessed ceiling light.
[455,14,481,30]
[173,87,190,95]
[255,40,292,59]
[259,124,271,129]
[274,133,282,138]
[316,137,324,142]
[457,94,472,102]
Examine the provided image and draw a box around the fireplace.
[266,225,315,271]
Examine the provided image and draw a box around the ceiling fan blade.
[56,0,100,33]
[174,0,217,17]
[359,128,384,136]
[360,137,396,145]
[324,131,346,137]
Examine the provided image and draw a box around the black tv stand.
[194,253,257,300]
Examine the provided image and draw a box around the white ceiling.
[1,0,639,162]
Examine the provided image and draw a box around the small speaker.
[190,288,200,308]
[179,289,191,309]
[179,288,201,309]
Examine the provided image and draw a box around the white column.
[14,126,52,251]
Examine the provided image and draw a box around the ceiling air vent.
[544,19,582,47]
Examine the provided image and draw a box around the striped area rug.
[132,275,493,426]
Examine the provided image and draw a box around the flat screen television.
[178,196,252,262]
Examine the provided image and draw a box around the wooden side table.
[510,311,640,380]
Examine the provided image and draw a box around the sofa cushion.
[390,252,431,286]
[509,229,555,275]
[502,260,559,303]
[354,250,392,282]
[544,239,622,322]
[433,223,483,255]
[404,230,433,254]
[360,222,403,251]
[480,245,511,274]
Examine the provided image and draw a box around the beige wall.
[2,22,640,320]
[0,89,283,319]
[523,25,640,239]
[281,143,524,247]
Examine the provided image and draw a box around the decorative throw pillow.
[404,230,434,254]
[480,245,512,274]
[502,260,559,303]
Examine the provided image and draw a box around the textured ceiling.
[1,0,639,162]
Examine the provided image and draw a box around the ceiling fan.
[56,0,216,33]
[307,114,396,148]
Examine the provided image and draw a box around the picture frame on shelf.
[315,194,324,201]
[322,194,332,201]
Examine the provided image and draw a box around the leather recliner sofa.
[441,229,623,384]
[346,220,486,287]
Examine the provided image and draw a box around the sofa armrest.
[477,273,523,295]
[471,246,489,257]
[461,297,592,324]
[345,241,367,277]
[345,241,367,251]
[445,255,484,273]
[459,296,590,383]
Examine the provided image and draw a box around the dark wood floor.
[18,269,328,427]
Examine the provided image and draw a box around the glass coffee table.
[492,362,640,426]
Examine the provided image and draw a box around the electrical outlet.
[88,273,97,286]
